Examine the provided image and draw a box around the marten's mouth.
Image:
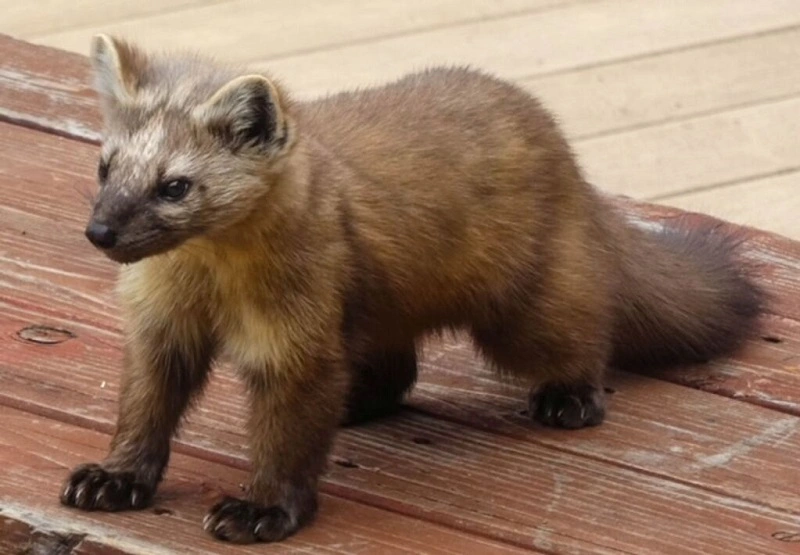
[89,242,149,264]
[84,219,195,264]
[102,249,149,265]
[90,236,174,265]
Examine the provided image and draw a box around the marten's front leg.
[203,340,349,543]
[60,308,214,511]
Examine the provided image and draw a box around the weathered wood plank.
[661,170,800,241]
[0,406,529,555]
[1,0,221,38]
[249,0,800,97]
[0,34,101,142]
[576,96,800,201]
[328,418,800,555]
[9,21,800,148]
[523,26,800,141]
[0,516,130,555]
[414,335,800,500]
[31,0,579,61]
[8,27,800,149]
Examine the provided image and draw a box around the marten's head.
[85,35,295,264]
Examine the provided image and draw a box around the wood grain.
[0,34,101,142]
[576,96,800,200]
[523,26,800,140]
[0,406,530,555]
[250,0,800,97]
[1,0,221,38]
[661,170,800,240]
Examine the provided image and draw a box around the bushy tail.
[610,215,765,371]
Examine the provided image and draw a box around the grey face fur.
[85,35,293,264]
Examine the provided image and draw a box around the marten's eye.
[157,178,192,201]
[97,158,110,183]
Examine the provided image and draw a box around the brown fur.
[61,35,764,543]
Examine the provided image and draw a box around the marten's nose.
[85,222,117,249]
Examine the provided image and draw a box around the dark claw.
[60,463,153,511]
[203,496,298,544]
[529,383,606,429]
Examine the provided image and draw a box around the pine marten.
[60,34,764,544]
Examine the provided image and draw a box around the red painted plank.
[0,34,100,142]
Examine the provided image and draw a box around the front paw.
[60,463,154,511]
[203,496,310,543]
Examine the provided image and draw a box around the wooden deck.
[1,18,800,555]
[2,0,799,241]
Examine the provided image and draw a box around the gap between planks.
[1,0,234,39]
[25,0,599,61]
[248,2,800,95]
[657,169,800,241]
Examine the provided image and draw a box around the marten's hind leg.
[471,303,611,430]
[343,345,418,426]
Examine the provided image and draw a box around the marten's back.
[298,67,578,193]
[295,67,604,333]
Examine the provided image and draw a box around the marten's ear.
[193,75,290,152]
[90,34,146,105]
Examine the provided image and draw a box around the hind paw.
[528,383,606,429]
